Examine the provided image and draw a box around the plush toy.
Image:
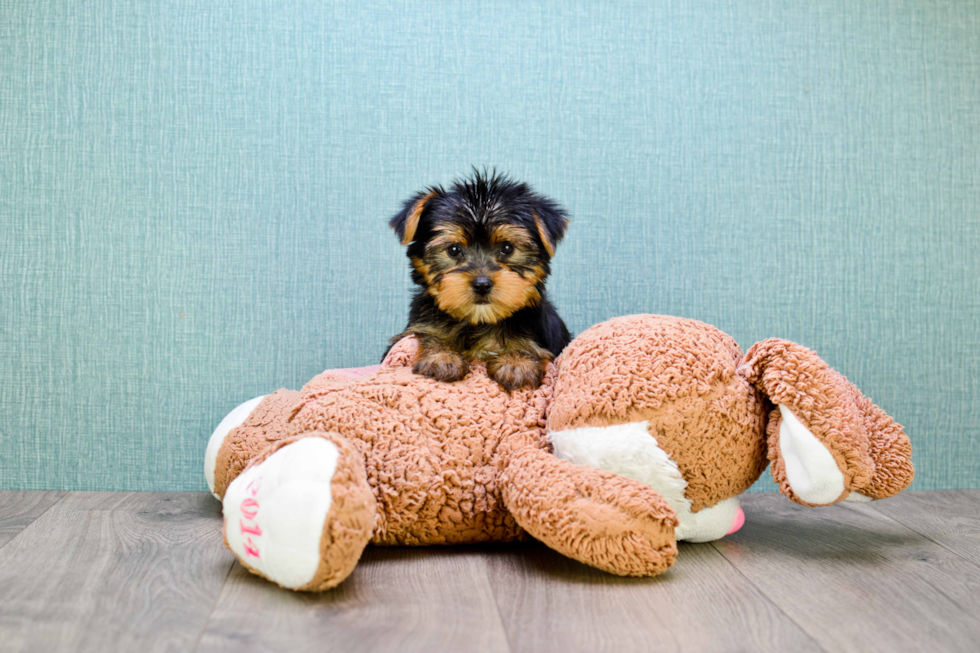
[204,314,913,591]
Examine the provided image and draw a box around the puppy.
[387,170,571,390]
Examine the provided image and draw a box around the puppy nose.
[471,276,493,295]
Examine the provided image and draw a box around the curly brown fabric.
[288,359,550,545]
[226,432,378,591]
[211,315,914,588]
[301,433,378,591]
[213,389,299,498]
[741,338,912,504]
[502,446,679,576]
[856,395,914,499]
[549,315,769,511]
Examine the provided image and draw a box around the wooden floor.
[0,491,978,652]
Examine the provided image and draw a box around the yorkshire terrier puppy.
[387,170,571,390]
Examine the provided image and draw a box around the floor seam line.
[0,490,70,555]
[708,541,831,653]
[192,558,238,653]
[482,553,516,653]
[840,500,980,573]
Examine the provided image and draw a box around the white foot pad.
[223,437,339,589]
[205,396,266,498]
[676,496,743,543]
[778,404,846,505]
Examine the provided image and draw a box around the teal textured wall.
[1,1,977,491]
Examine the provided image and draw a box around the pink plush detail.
[727,506,745,535]
[381,337,420,369]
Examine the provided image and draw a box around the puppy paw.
[488,354,546,390]
[414,348,470,383]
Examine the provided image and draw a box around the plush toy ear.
[739,338,913,506]
[389,189,440,245]
[531,199,570,258]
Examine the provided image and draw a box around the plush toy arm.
[739,339,913,506]
[501,445,679,577]
[380,335,419,369]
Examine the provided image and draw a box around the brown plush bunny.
[204,314,913,591]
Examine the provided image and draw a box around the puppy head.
[390,170,569,325]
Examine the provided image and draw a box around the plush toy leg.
[205,353,414,500]
[740,339,913,506]
[222,432,377,591]
[205,389,301,500]
[502,447,679,576]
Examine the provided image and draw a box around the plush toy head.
[545,315,769,541]
[547,315,913,536]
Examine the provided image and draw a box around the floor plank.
[0,492,235,653]
[0,490,65,550]
[844,490,980,570]
[714,493,980,653]
[2,490,978,652]
[197,544,510,653]
[486,540,821,653]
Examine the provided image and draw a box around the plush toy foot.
[205,389,303,500]
[502,447,679,576]
[223,432,377,591]
[549,421,745,543]
[740,339,913,506]
[205,395,266,499]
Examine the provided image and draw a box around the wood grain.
[714,493,980,653]
[3,490,980,652]
[0,492,234,653]
[486,539,820,653]
[197,544,511,653]
[0,491,65,550]
[844,490,980,570]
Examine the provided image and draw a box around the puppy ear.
[390,189,440,245]
[531,199,570,258]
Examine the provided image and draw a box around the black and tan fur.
[387,170,571,390]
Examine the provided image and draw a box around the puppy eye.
[500,243,514,256]
[447,244,464,258]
